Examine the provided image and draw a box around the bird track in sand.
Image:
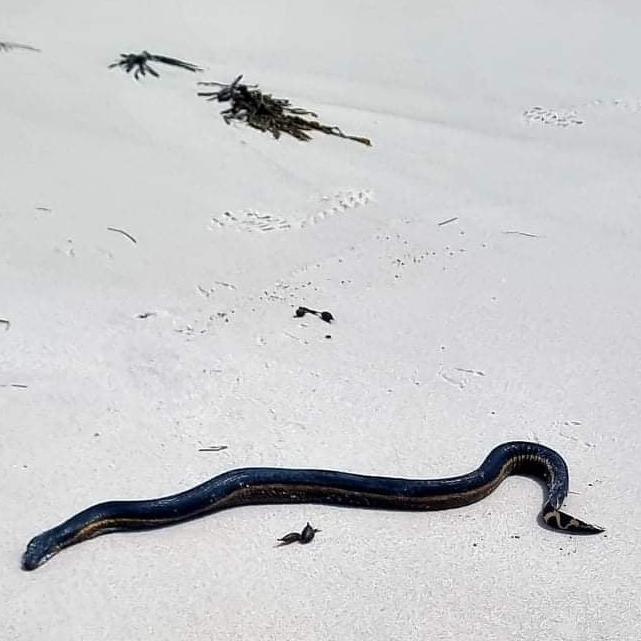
[208,189,373,233]
[523,97,641,127]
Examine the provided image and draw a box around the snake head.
[21,533,58,571]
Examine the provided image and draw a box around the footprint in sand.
[522,106,583,128]
[208,188,373,233]
[209,210,291,233]
[300,189,373,227]
[523,97,641,128]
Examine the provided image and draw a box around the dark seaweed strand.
[21,442,603,570]
[148,53,201,72]
[197,75,371,146]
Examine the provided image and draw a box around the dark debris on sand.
[109,51,202,80]
[295,306,334,323]
[197,75,371,146]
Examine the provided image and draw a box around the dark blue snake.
[22,441,603,570]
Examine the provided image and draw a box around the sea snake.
[21,441,603,570]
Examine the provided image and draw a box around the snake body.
[22,441,603,570]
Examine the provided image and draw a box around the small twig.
[502,230,540,238]
[198,445,229,452]
[455,367,485,376]
[437,216,459,226]
[0,383,28,389]
[283,331,308,344]
[0,319,10,331]
[107,227,137,244]
[215,281,236,290]
[0,41,40,53]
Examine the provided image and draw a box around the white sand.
[2,1,640,639]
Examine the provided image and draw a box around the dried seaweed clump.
[198,75,371,146]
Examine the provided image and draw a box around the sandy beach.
[2,1,640,639]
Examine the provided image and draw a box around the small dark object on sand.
[197,75,371,145]
[198,445,229,452]
[0,41,40,53]
[109,51,202,80]
[106,226,137,244]
[277,522,320,546]
[295,306,334,323]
